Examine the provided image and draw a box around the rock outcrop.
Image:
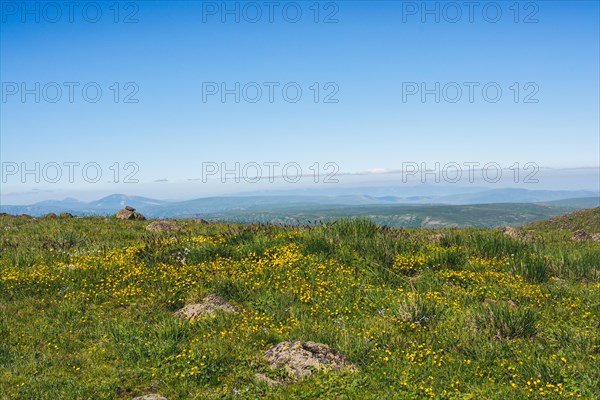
[263,341,357,379]
[572,230,592,242]
[501,226,524,239]
[116,207,145,220]
[146,220,181,232]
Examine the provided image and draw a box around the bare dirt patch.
[175,294,236,320]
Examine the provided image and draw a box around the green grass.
[1,215,599,399]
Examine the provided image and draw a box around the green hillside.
[1,215,599,399]
[181,201,593,228]
[526,206,600,236]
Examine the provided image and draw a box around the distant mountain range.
[1,189,599,228]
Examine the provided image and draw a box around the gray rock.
[263,341,357,379]
[501,226,524,238]
[116,209,135,220]
[116,209,145,220]
[133,212,146,220]
[146,221,181,232]
[572,230,592,242]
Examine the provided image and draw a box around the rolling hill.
[525,206,600,235]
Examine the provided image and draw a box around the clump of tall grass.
[545,247,600,282]
[427,246,468,270]
[509,253,549,283]
[396,294,446,326]
[300,219,413,285]
[442,230,531,259]
[476,302,538,340]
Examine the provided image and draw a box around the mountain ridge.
[1,191,599,228]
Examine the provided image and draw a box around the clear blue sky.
[1,1,599,201]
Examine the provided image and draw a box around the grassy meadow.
[0,214,599,399]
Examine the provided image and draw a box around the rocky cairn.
[116,206,145,220]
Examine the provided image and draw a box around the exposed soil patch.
[175,294,236,320]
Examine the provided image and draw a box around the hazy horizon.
[2,165,599,206]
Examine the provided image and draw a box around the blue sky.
[1,1,599,202]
